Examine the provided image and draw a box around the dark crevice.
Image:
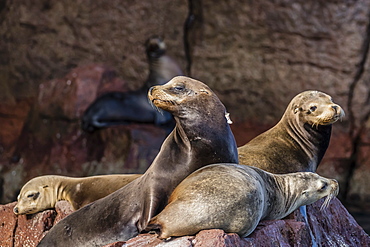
[0,0,7,25]
[343,10,370,202]
[183,0,203,76]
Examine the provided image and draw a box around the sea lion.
[13,174,141,215]
[237,90,344,246]
[37,76,238,247]
[238,90,345,173]
[146,163,339,239]
[81,36,183,132]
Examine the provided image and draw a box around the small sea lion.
[238,90,345,173]
[13,174,141,215]
[81,36,183,132]
[37,76,238,247]
[146,163,339,239]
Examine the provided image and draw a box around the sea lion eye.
[173,85,185,91]
[319,182,327,191]
[27,192,40,200]
[309,106,317,113]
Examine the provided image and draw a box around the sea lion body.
[146,163,339,239]
[238,90,345,173]
[13,174,141,215]
[37,76,238,247]
[81,36,183,132]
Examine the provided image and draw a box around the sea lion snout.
[149,86,156,96]
[13,206,19,214]
[331,104,345,118]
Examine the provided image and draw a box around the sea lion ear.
[43,185,49,189]
[294,107,301,114]
[199,89,210,95]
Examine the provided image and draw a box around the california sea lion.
[13,174,141,215]
[238,90,345,173]
[81,36,183,132]
[37,76,238,247]
[237,90,344,246]
[146,163,339,239]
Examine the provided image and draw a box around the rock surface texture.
[0,198,369,247]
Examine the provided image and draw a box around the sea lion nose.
[13,207,18,214]
[331,105,338,113]
[149,86,155,95]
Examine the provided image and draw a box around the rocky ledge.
[0,197,369,247]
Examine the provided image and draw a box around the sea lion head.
[13,177,55,215]
[289,90,345,128]
[291,172,339,211]
[148,76,226,121]
[145,35,166,59]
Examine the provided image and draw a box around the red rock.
[37,64,127,120]
[0,202,17,247]
[14,209,56,247]
[54,200,74,224]
[0,201,73,247]
[0,99,32,162]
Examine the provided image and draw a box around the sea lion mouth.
[151,99,176,106]
[311,109,345,127]
[320,180,339,211]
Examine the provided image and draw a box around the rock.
[0,201,73,247]
[0,99,32,163]
[37,64,128,120]
[0,202,17,247]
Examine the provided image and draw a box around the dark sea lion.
[37,76,238,247]
[13,174,141,215]
[238,90,345,173]
[146,163,339,239]
[81,36,183,132]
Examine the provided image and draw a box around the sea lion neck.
[280,110,332,171]
[263,174,299,220]
[303,122,332,166]
[55,177,71,204]
[279,113,318,171]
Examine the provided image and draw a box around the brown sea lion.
[81,36,183,132]
[238,90,345,173]
[146,163,339,239]
[37,76,238,247]
[237,90,344,247]
[13,174,141,215]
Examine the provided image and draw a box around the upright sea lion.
[81,36,183,132]
[146,163,339,239]
[37,76,238,247]
[13,174,141,215]
[238,90,345,173]
[237,90,344,246]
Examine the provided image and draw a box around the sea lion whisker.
[320,193,333,211]
[149,99,164,113]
